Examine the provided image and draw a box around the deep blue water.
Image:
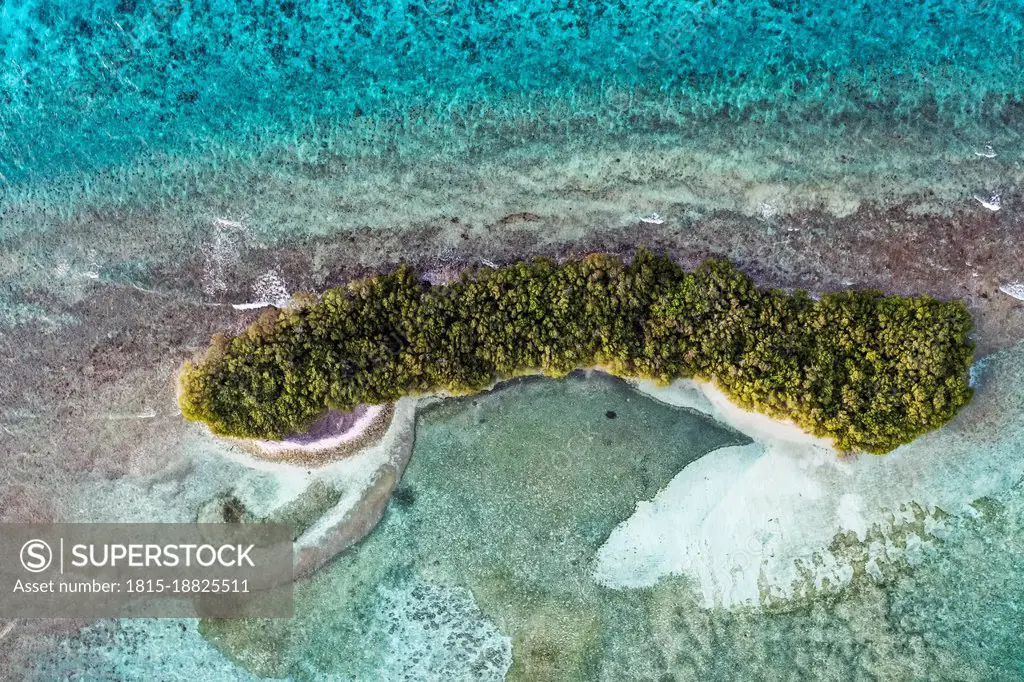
[1,0,1022,184]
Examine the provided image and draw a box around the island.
[178,250,974,454]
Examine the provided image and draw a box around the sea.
[2,0,1023,679]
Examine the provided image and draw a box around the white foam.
[973,192,1001,211]
[999,282,1024,301]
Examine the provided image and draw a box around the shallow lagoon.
[4,0,1024,678]
[200,373,747,680]
[23,359,1024,680]
[203,361,1024,682]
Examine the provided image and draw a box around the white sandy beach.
[595,352,1024,608]
[245,404,389,455]
[176,348,1024,608]
[204,398,417,577]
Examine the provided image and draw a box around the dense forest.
[179,251,974,454]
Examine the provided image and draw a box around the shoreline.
[208,368,838,585]
[596,344,1024,608]
[194,349,1024,610]
[290,398,418,579]
[628,376,837,449]
[202,397,417,580]
[233,403,395,467]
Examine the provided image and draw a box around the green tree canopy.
[179,251,974,454]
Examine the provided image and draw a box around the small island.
[178,250,974,454]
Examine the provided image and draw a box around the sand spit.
[596,350,1024,609]
[290,398,417,579]
[196,349,1023,596]
[232,404,395,467]
[202,398,415,580]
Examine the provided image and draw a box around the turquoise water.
[198,374,747,680]
[5,0,1024,679]
[2,0,1022,185]
[23,370,1024,680]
